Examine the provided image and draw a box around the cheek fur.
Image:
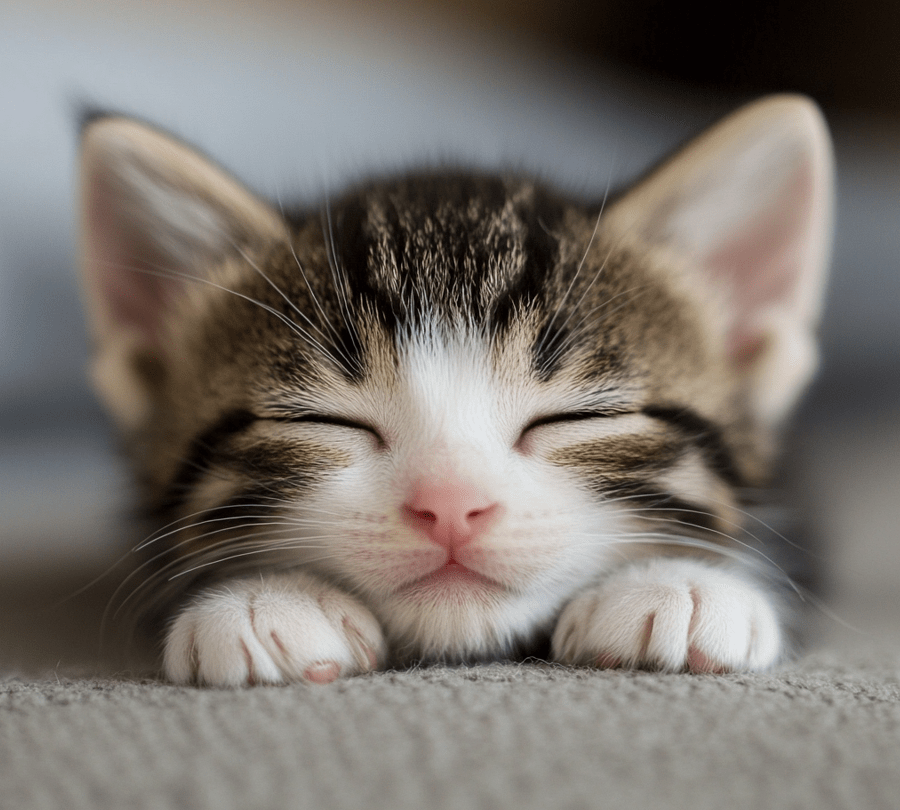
[292,441,621,617]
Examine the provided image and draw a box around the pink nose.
[403,482,500,550]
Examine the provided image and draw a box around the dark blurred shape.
[430,0,900,114]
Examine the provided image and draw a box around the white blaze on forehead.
[396,330,505,456]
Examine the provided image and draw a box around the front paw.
[163,572,386,687]
[551,559,781,673]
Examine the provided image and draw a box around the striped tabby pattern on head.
[79,96,832,685]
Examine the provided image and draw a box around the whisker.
[534,175,612,358]
[109,529,350,623]
[539,286,651,372]
[625,507,768,544]
[539,226,628,363]
[107,259,341,368]
[228,241,353,371]
[571,530,802,596]
[136,510,352,551]
[321,197,364,359]
[284,232,363,375]
[136,504,298,549]
[168,540,347,579]
[702,493,819,556]
[136,517,322,552]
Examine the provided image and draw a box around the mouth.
[399,556,502,595]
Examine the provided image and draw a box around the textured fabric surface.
[2,570,900,810]
[3,654,900,810]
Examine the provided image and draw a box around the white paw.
[551,559,781,673]
[163,572,386,687]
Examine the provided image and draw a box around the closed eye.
[271,413,386,448]
[521,410,630,434]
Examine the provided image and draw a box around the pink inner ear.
[98,242,175,348]
[703,158,815,368]
[85,173,180,351]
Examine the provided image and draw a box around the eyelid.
[270,413,385,445]
[522,410,629,433]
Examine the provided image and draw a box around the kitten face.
[78,96,833,678]
[127,179,745,659]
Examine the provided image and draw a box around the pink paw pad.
[303,662,341,684]
[686,647,725,674]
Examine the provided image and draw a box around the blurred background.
[1,0,898,653]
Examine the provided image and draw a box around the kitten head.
[79,96,832,660]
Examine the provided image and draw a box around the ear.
[607,95,834,428]
[79,115,287,429]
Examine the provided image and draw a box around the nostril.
[402,484,501,545]
[466,503,499,527]
[404,505,438,525]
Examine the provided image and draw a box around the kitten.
[78,95,832,686]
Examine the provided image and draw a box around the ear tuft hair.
[608,94,834,428]
[79,116,287,429]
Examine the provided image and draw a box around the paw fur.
[164,572,385,686]
[551,559,781,673]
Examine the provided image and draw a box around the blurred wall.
[0,0,898,566]
[417,0,900,115]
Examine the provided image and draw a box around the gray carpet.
[2,567,900,810]
[4,653,900,810]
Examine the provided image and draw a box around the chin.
[377,582,559,664]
